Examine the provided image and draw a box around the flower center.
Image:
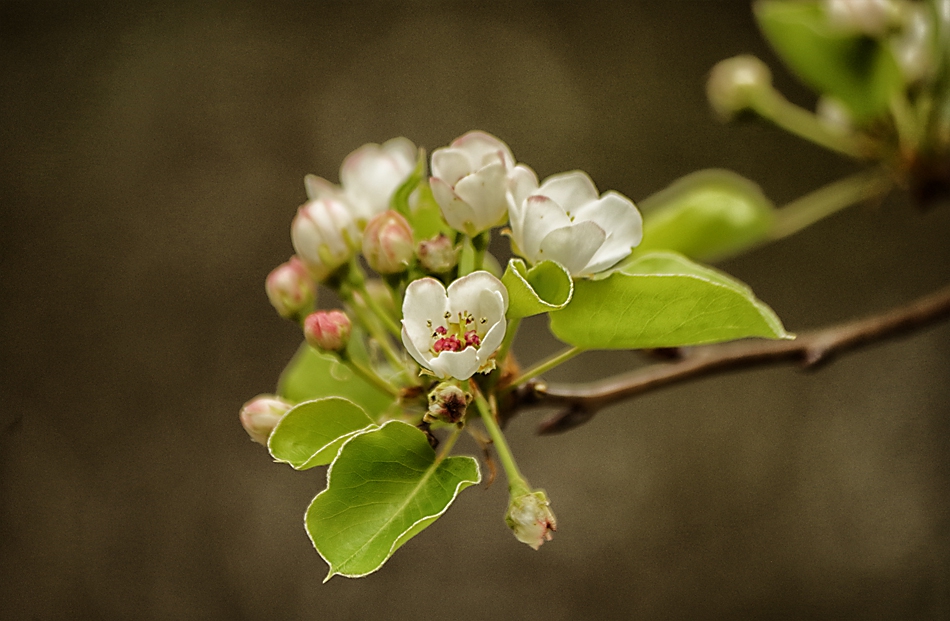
[428,311,487,355]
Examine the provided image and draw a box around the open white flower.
[401,271,509,381]
[430,131,525,236]
[305,137,417,225]
[507,169,643,277]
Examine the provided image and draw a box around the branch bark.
[502,283,950,435]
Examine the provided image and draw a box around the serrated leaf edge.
[305,420,482,581]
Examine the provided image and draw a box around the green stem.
[340,353,400,398]
[504,346,584,391]
[343,289,415,381]
[471,230,491,272]
[752,89,874,159]
[436,426,463,463]
[769,168,894,241]
[471,383,529,494]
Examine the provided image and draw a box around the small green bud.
[417,234,459,274]
[424,381,472,425]
[706,55,773,120]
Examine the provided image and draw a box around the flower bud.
[423,381,472,425]
[291,197,361,281]
[265,256,316,320]
[706,55,773,120]
[416,234,459,274]
[362,210,415,274]
[239,394,293,445]
[505,489,557,550]
[303,310,352,352]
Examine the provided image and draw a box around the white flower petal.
[574,191,643,273]
[452,162,509,232]
[431,177,480,233]
[430,348,480,380]
[447,271,509,314]
[537,171,600,216]
[381,136,417,165]
[451,130,515,169]
[506,164,539,248]
[538,221,606,276]
[304,175,338,201]
[519,195,572,260]
[431,148,471,187]
[401,324,433,371]
[401,277,451,352]
[477,314,507,361]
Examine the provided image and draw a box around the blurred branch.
[502,283,950,435]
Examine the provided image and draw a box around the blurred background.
[2,1,950,619]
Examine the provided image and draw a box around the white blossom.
[401,271,509,380]
[430,131,525,236]
[507,169,643,277]
[305,137,417,225]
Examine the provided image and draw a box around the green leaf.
[307,421,481,580]
[754,0,902,120]
[634,169,775,262]
[390,148,453,242]
[268,397,377,469]
[277,342,394,417]
[549,251,791,349]
[502,258,574,318]
[408,183,454,241]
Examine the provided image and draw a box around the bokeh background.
[2,1,950,619]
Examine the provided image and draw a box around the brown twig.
[503,283,950,435]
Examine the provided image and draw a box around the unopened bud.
[825,0,897,36]
[707,55,773,120]
[362,210,414,274]
[892,3,935,83]
[417,234,459,274]
[423,381,472,425]
[506,489,557,550]
[240,394,293,445]
[303,310,352,352]
[816,96,853,133]
[265,256,316,320]
[291,197,361,281]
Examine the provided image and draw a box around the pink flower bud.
[416,234,458,274]
[265,256,316,320]
[239,394,293,445]
[303,310,352,352]
[362,210,415,274]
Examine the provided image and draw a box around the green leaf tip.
[549,251,792,349]
[267,397,376,469]
[635,169,775,261]
[502,258,574,318]
[307,421,481,580]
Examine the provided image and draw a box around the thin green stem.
[436,426,463,463]
[494,317,521,374]
[471,230,490,273]
[769,168,894,241]
[344,289,415,381]
[752,89,873,158]
[340,354,400,398]
[504,346,584,391]
[356,286,402,338]
[471,382,529,494]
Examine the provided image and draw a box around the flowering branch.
[502,283,950,434]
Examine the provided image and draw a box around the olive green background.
[2,1,949,619]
